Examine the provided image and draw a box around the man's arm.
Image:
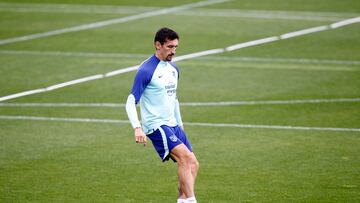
[125,61,154,146]
[126,94,147,146]
[174,98,184,130]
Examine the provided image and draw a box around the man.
[125,27,199,203]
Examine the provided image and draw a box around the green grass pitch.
[0,0,359,202]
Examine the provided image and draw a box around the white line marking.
[105,65,139,77]
[225,36,280,51]
[0,115,359,132]
[1,16,359,102]
[46,74,104,91]
[0,0,231,46]
[177,9,356,22]
[0,2,158,14]
[172,49,225,62]
[184,122,360,132]
[0,50,149,59]
[0,74,106,101]
[0,103,125,107]
[1,98,359,107]
[0,115,128,124]
[181,98,360,106]
[0,66,136,102]
[2,49,360,66]
[280,25,329,39]
[198,56,360,66]
[330,16,360,28]
[0,89,47,102]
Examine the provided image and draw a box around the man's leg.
[189,152,199,185]
[171,144,199,199]
[178,152,199,203]
[178,177,186,199]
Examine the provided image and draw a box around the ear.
[154,41,162,50]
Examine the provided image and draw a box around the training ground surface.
[0,0,359,202]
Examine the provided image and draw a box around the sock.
[177,199,186,203]
[186,197,197,203]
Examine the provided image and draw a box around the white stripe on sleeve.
[174,98,183,126]
[125,94,141,129]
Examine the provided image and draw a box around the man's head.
[154,27,179,61]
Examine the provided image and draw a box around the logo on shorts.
[169,134,178,142]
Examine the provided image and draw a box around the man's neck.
[155,53,166,61]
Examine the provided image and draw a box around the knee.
[191,158,199,171]
[177,152,194,167]
[186,154,199,171]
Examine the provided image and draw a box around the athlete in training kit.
[125,27,199,203]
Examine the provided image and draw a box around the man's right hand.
[134,127,147,146]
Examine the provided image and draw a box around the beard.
[166,54,174,61]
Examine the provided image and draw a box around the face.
[155,38,178,61]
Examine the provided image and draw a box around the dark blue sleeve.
[169,61,180,79]
[130,55,160,104]
[130,68,152,104]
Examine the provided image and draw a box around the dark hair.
[154,27,179,45]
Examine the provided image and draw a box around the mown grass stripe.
[0,115,359,132]
[1,98,359,107]
[0,0,231,46]
[1,50,359,65]
[1,2,357,21]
